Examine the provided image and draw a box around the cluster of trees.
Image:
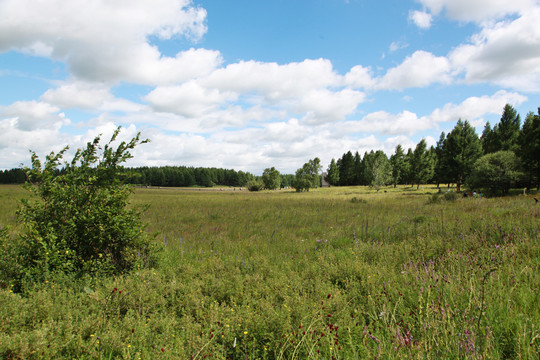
[252,166,316,191]
[325,104,540,195]
[122,166,254,188]
[0,168,25,184]
[325,139,435,191]
[0,165,255,188]
[1,105,538,195]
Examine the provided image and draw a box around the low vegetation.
[1,183,538,359]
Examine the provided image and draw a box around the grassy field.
[0,184,539,359]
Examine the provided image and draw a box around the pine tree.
[444,119,483,192]
[519,109,540,189]
[433,132,449,187]
[411,139,435,189]
[325,158,340,186]
[390,144,406,188]
[338,151,355,186]
[481,122,497,154]
[495,104,521,153]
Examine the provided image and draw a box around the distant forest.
[1,104,539,193]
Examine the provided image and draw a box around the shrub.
[2,127,159,290]
[467,151,524,195]
[443,191,459,202]
[427,193,442,204]
[350,197,367,204]
[246,179,264,191]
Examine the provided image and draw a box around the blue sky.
[1,0,539,174]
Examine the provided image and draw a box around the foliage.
[337,151,355,186]
[390,145,406,188]
[295,158,321,192]
[324,158,340,186]
[442,119,483,192]
[411,139,435,189]
[364,150,392,191]
[3,128,158,290]
[246,179,264,191]
[467,151,524,195]
[262,167,281,190]
[518,109,540,189]
[0,168,26,184]
[482,104,521,154]
[0,186,538,359]
[123,166,253,188]
[443,190,459,202]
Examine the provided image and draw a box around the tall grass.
[0,185,539,359]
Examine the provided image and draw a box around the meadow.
[0,184,539,359]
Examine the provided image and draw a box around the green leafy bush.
[427,193,442,204]
[443,191,459,202]
[2,128,159,290]
[467,151,524,195]
[246,179,264,191]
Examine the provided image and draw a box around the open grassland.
[1,185,539,359]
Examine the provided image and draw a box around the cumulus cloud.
[41,82,113,110]
[377,51,452,90]
[414,0,535,22]
[145,81,237,118]
[351,111,433,135]
[298,89,365,124]
[205,59,341,101]
[0,101,69,131]
[344,65,376,89]
[409,10,433,29]
[428,90,528,123]
[450,7,540,91]
[0,0,215,85]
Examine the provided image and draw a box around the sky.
[1,0,540,174]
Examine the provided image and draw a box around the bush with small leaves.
[3,127,159,290]
[246,179,264,192]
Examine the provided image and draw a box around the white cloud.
[344,65,376,89]
[450,7,540,91]
[205,59,341,101]
[414,0,535,22]
[352,111,433,135]
[428,90,528,123]
[0,101,69,131]
[0,0,214,85]
[377,51,452,90]
[389,41,409,52]
[145,81,237,118]
[41,82,113,110]
[298,89,365,124]
[409,10,433,29]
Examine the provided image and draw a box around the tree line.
[324,104,540,195]
[2,104,538,194]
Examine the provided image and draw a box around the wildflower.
[327,294,332,299]
[244,331,248,335]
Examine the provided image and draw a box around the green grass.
[1,185,539,359]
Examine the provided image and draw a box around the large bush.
[1,128,158,290]
[466,151,524,195]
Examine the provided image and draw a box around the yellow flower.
[244,331,248,335]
